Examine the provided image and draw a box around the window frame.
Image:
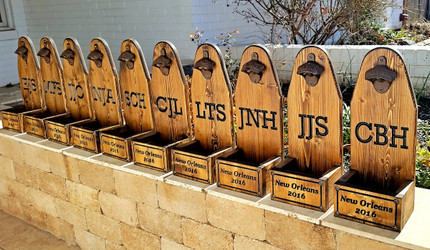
[0,0,14,30]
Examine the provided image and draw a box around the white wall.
[0,0,27,86]
[191,0,264,46]
[22,0,196,72]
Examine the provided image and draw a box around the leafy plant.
[221,0,390,44]
[416,123,430,188]
[342,103,351,145]
[415,71,430,104]
[190,28,241,88]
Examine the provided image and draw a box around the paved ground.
[0,209,79,250]
[0,84,22,110]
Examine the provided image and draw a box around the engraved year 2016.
[288,191,305,199]
[355,208,376,217]
[184,167,197,174]
[231,178,246,186]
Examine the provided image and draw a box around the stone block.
[65,155,80,183]
[0,155,15,179]
[0,194,24,219]
[20,202,48,230]
[158,182,206,223]
[0,135,23,164]
[21,143,51,172]
[99,192,138,226]
[0,178,9,196]
[13,162,42,189]
[182,218,233,250]
[265,211,336,250]
[137,203,182,243]
[47,150,68,178]
[27,187,58,217]
[7,179,32,205]
[85,209,121,244]
[206,194,265,240]
[114,170,157,206]
[106,241,125,250]
[67,157,115,193]
[66,180,100,212]
[335,231,404,250]
[120,223,160,250]
[46,214,75,244]
[56,198,87,230]
[75,228,106,250]
[39,171,68,200]
[234,235,282,250]
[161,237,191,250]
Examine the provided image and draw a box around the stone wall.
[0,129,425,250]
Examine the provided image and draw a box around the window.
[0,0,13,30]
[0,0,8,27]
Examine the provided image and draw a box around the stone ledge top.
[1,128,429,249]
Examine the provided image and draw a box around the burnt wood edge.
[154,40,187,85]
[19,36,40,70]
[92,37,119,77]
[395,180,414,198]
[90,38,123,125]
[118,39,154,130]
[193,43,235,147]
[292,45,342,100]
[122,39,151,81]
[352,47,417,109]
[335,169,408,197]
[99,132,130,161]
[195,43,233,93]
[152,40,192,136]
[41,37,63,71]
[64,37,89,74]
[238,44,282,97]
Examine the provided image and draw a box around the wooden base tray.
[334,170,414,231]
[1,104,43,132]
[216,148,281,197]
[271,157,342,211]
[44,114,92,145]
[70,120,119,153]
[100,126,153,162]
[131,133,189,172]
[172,140,234,184]
[23,110,70,138]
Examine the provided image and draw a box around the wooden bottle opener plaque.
[44,38,93,145]
[334,48,417,231]
[1,36,44,132]
[216,45,283,197]
[172,43,235,184]
[271,46,343,211]
[70,38,122,152]
[23,37,67,137]
[132,41,191,172]
[100,39,154,161]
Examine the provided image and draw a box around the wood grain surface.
[61,37,92,120]
[118,39,153,133]
[87,38,122,127]
[17,36,43,110]
[350,48,417,192]
[149,41,191,142]
[190,43,234,151]
[234,45,283,163]
[287,46,343,177]
[38,37,66,114]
